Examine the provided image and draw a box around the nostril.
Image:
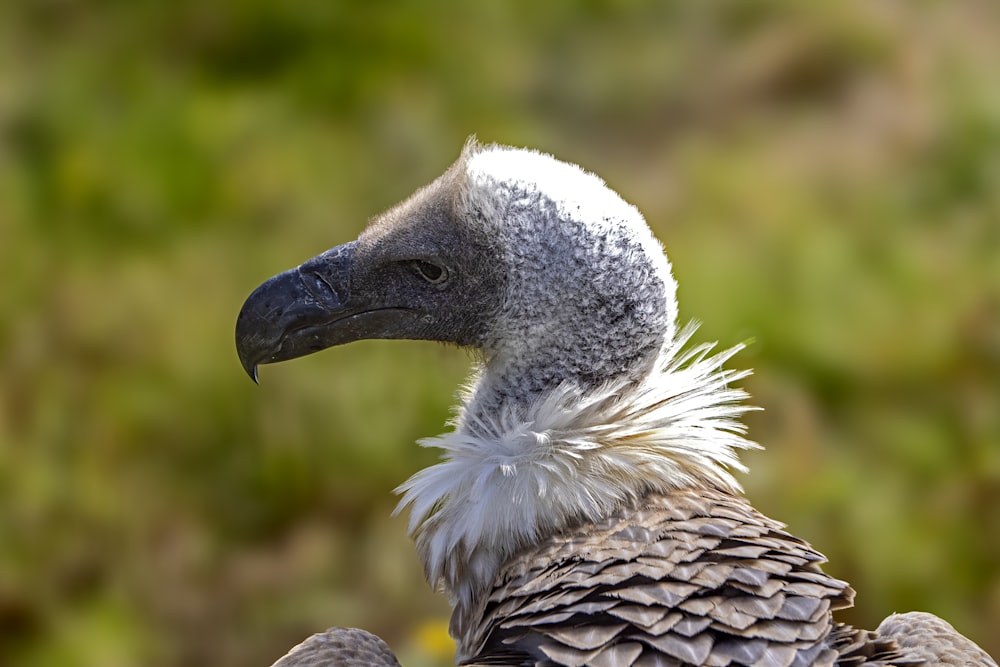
[301,269,345,307]
[313,273,334,298]
[297,241,356,308]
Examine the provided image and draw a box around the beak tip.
[236,342,261,384]
[241,358,260,384]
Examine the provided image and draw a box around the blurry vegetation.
[1,1,998,666]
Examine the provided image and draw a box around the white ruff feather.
[394,324,760,619]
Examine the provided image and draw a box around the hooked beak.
[236,241,415,381]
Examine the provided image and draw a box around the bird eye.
[411,260,449,285]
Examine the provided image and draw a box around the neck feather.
[393,324,760,627]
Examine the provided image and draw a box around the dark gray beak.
[235,242,356,381]
[237,241,413,381]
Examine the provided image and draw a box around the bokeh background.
[2,1,998,666]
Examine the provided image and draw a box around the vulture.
[236,141,996,667]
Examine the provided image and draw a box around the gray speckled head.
[455,142,677,419]
[236,140,677,416]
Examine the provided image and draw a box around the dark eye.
[411,260,449,285]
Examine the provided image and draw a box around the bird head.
[236,140,678,418]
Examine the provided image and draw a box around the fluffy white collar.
[394,324,759,630]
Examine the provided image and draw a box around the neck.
[394,324,759,632]
[461,336,663,425]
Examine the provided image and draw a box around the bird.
[236,140,996,667]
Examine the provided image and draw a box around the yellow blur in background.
[1,2,998,666]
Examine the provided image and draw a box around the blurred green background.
[1,1,998,665]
